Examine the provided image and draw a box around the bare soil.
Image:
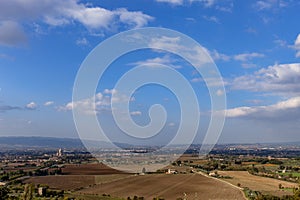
[79,173,245,200]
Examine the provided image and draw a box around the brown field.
[24,163,131,191]
[78,173,246,200]
[218,171,298,196]
[24,175,95,190]
[262,163,277,167]
[24,174,131,190]
[62,163,128,175]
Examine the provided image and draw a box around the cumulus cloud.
[103,89,117,95]
[225,96,300,121]
[25,102,38,110]
[0,21,27,47]
[231,63,300,95]
[59,92,110,114]
[59,89,131,115]
[116,8,154,28]
[149,36,212,67]
[0,0,153,46]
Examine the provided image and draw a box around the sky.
[0,0,300,144]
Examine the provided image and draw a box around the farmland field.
[24,163,132,190]
[24,174,131,190]
[24,175,96,190]
[78,173,246,200]
[62,163,128,175]
[218,171,298,196]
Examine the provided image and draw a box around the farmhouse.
[166,168,177,174]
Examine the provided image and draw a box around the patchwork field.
[218,171,298,196]
[24,174,131,190]
[78,173,246,200]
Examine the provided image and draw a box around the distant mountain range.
[0,136,85,149]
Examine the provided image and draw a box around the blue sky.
[0,0,300,144]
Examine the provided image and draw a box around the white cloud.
[0,21,27,47]
[192,0,216,7]
[225,96,300,121]
[255,1,273,10]
[59,89,130,115]
[149,36,212,67]
[293,34,300,58]
[203,15,219,23]
[0,0,153,46]
[130,111,142,116]
[76,37,89,46]
[44,101,54,106]
[209,49,230,61]
[273,39,287,47]
[241,63,257,69]
[155,0,216,6]
[168,122,175,127]
[191,77,202,83]
[131,55,181,69]
[26,102,37,110]
[103,89,117,95]
[254,0,287,11]
[116,8,154,28]
[156,0,184,5]
[150,36,182,52]
[185,17,196,22]
[231,63,300,95]
[233,52,264,62]
[156,0,231,11]
[216,89,224,96]
[59,92,109,115]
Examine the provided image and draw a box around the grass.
[279,172,300,178]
